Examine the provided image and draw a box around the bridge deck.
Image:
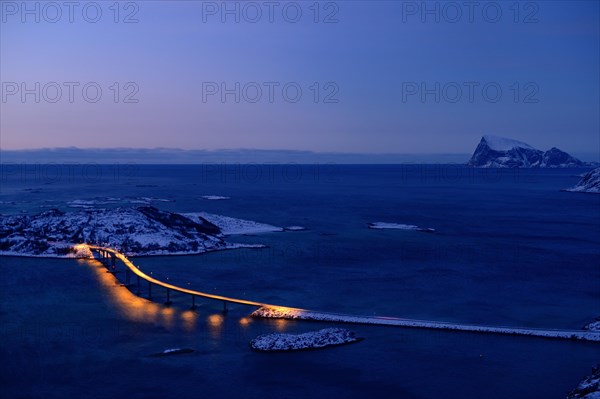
[89,245,600,342]
[90,245,269,307]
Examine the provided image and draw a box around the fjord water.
[1,165,599,399]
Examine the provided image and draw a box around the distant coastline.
[2,147,598,165]
[0,147,488,164]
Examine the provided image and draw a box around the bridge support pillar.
[222,301,228,314]
[165,288,172,306]
[191,296,197,310]
[136,275,141,295]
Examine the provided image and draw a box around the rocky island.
[250,328,363,352]
[565,168,600,194]
[468,135,584,168]
[0,206,289,257]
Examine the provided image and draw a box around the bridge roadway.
[88,245,600,342]
[89,245,269,308]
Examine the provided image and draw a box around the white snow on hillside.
[1,207,225,257]
[566,168,600,193]
[482,135,536,151]
[1,205,304,257]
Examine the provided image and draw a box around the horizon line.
[0,146,473,156]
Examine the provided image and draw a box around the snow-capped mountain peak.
[481,135,536,151]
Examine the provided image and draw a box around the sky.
[1,0,599,159]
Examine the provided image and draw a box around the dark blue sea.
[1,164,599,399]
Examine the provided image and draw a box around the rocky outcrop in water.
[250,328,363,351]
[567,365,600,399]
[566,168,600,194]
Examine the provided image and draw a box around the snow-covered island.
[467,135,584,168]
[199,195,231,200]
[250,328,363,352]
[567,365,600,399]
[565,168,600,194]
[0,206,291,257]
[368,222,435,233]
[149,348,195,357]
[284,226,307,231]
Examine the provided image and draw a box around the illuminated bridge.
[87,245,600,343]
[89,245,269,312]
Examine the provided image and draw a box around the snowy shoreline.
[184,212,284,235]
[568,365,600,399]
[0,242,267,259]
[0,207,300,258]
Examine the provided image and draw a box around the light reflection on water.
[80,258,199,333]
[207,314,224,339]
[180,310,198,332]
[79,258,287,341]
[274,318,289,332]
[238,317,252,327]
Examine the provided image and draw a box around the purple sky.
[1,1,598,157]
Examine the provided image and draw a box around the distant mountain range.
[0,147,469,164]
[0,142,597,165]
[467,135,592,168]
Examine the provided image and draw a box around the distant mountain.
[565,167,600,194]
[467,135,584,168]
[540,147,584,168]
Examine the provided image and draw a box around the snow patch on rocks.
[200,196,231,200]
[284,226,306,231]
[566,168,600,194]
[583,318,600,332]
[568,365,600,399]
[482,135,536,151]
[149,348,195,357]
[0,207,224,257]
[368,222,435,233]
[184,212,284,235]
[250,328,362,351]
